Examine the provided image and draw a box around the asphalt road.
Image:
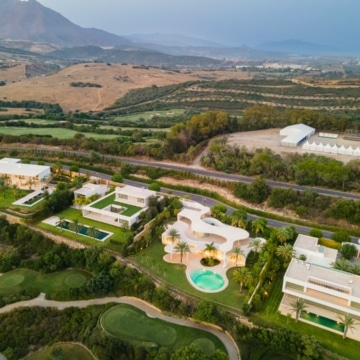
[71,168,358,244]
[25,147,360,200]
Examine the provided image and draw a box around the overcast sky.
[37,0,359,48]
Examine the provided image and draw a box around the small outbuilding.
[280,123,315,147]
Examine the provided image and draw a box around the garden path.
[0,294,240,360]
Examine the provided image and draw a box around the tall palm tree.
[275,226,293,244]
[290,298,307,322]
[87,226,99,240]
[231,247,245,267]
[249,238,263,255]
[231,209,248,229]
[69,218,81,239]
[337,313,357,339]
[56,215,66,232]
[251,218,267,236]
[233,267,253,293]
[0,176,8,198]
[276,243,295,266]
[173,241,191,263]
[205,242,217,259]
[168,228,180,244]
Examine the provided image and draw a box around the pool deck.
[279,293,360,340]
[164,252,231,293]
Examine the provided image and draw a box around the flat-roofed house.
[0,158,51,190]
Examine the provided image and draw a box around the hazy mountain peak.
[0,0,132,47]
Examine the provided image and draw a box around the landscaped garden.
[38,207,132,250]
[101,304,227,356]
[24,343,95,360]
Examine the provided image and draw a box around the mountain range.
[0,0,349,64]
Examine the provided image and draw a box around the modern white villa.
[280,234,360,337]
[162,199,251,267]
[81,185,156,228]
[74,182,109,201]
[0,157,51,190]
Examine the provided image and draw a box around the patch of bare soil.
[0,63,251,112]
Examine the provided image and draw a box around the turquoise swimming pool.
[190,269,225,292]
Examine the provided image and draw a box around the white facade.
[162,200,251,267]
[0,158,51,190]
[282,234,360,320]
[280,124,315,147]
[74,182,108,200]
[82,185,156,228]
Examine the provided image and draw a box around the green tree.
[87,226,99,240]
[167,228,180,243]
[231,209,248,228]
[205,242,217,261]
[170,344,207,360]
[309,228,323,239]
[233,267,253,293]
[251,217,267,235]
[56,215,66,231]
[0,176,8,198]
[173,241,190,263]
[69,218,81,238]
[290,298,307,322]
[332,230,351,243]
[276,243,295,267]
[231,246,245,267]
[332,259,352,272]
[337,313,357,339]
[340,243,358,260]
[275,226,295,244]
[249,238,263,255]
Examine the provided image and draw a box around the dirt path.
[0,294,240,360]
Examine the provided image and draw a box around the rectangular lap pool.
[58,220,112,241]
[301,311,344,332]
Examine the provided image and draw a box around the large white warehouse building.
[280,123,315,147]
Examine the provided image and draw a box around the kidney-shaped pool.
[189,269,227,292]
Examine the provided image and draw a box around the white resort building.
[81,185,156,228]
[74,182,109,202]
[0,157,51,190]
[280,234,360,338]
[162,199,251,267]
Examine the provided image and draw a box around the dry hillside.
[0,62,250,112]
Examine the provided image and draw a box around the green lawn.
[90,193,143,217]
[101,304,227,355]
[254,273,360,360]
[38,207,131,249]
[0,268,91,299]
[0,127,120,139]
[0,188,30,208]
[24,343,95,360]
[132,241,245,312]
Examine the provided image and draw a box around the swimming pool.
[301,311,345,332]
[58,220,111,241]
[189,269,226,292]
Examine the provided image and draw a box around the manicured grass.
[255,273,360,360]
[90,193,142,216]
[0,188,30,208]
[132,242,246,312]
[0,269,91,298]
[0,127,119,139]
[101,304,227,354]
[24,343,95,360]
[38,208,131,247]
